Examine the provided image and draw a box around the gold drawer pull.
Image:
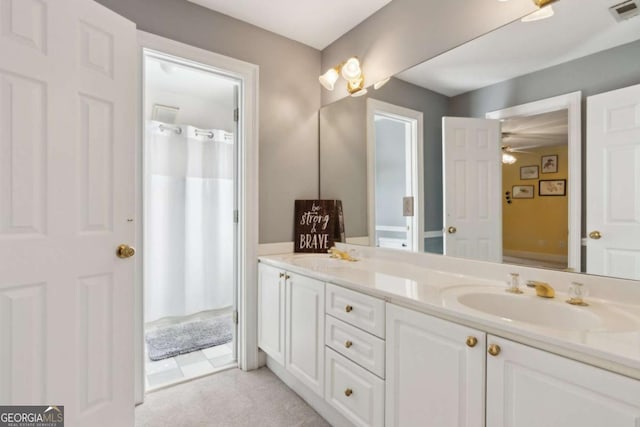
[345,340,353,348]
[488,344,501,357]
[279,272,285,278]
[345,305,353,313]
[466,336,478,348]
[344,388,353,397]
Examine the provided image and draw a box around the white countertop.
[259,252,640,379]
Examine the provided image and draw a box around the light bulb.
[319,67,339,91]
[341,57,362,81]
[502,153,517,164]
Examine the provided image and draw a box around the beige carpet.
[136,367,330,427]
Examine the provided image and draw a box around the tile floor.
[145,342,236,390]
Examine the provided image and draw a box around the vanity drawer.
[326,284,385,338]
[325,347,384,427]
[325,315,385,378]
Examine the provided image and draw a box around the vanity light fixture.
[319,56,367,96]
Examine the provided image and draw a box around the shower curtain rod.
[158,124,217,140]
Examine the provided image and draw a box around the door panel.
[587,84,640,279]
[0,0,136,425]
[443,117,501,262]
[285,272,325,398]
[386,304,485,427]
[257,263,285,364]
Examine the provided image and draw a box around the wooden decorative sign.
[294,200,345,253]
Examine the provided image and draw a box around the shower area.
[143,51,239,390]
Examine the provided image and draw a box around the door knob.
[116,244,135,259]
[589,230,602,240]
[447,226,457,234]
[488,344,501,357]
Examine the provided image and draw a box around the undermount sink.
[457,292,603,330]
[445,287,639,332]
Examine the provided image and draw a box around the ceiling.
[501,109,568,150]
[186,0,393,50]
[397,0,640,96]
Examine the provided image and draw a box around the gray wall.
[97,0,321,243]
[321,0,535,105]
[319,77,449,238]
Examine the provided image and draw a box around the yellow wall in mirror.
[502,145,568,261]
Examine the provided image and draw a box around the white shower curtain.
[145,121,234,323]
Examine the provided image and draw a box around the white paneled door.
[0,0,136,425]
[587,84,640,280]
[443,117,502,262]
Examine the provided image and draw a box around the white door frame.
[135,31,259,402]
[366,98,424,251]
[486,91,581,272]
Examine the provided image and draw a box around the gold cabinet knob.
[466,336,478,348]
[589,230,602,240]
[344,388,353,397]
[278,272,285,279]
[488,344,501,357]
[284,274,290,280]
[116,244,135,259]
[345,340,353,348]
[345,305,353,313]
[447,226,457,234]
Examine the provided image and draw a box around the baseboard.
[266,356,352,427]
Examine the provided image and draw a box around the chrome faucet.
[526,281,555,298]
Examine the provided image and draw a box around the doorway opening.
[142,50,239,391]
[500,110,569,269]
[367,99,424,251]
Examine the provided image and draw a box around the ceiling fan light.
[319,67,339,91]
[341,57,362,81]
[502,153,517,164]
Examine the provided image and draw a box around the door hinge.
[233,209,239,224]
[233,108,239,122]
[233,310,238,324]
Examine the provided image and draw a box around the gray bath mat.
[145,316,233,361]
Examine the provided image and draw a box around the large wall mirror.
[319,0,640,281]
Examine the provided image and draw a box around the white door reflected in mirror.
[587,83,640,280]
[442,117,502,262]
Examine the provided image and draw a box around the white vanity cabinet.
[486,336,640,427]
[385,304,486,427]
[285,271,325,398]
[258,263,325,398]
[258,263,286,364]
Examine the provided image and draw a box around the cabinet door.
[386,304,486,427]
[285,272,325,397]
[487,336,640,427]
[258,263,285,364]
